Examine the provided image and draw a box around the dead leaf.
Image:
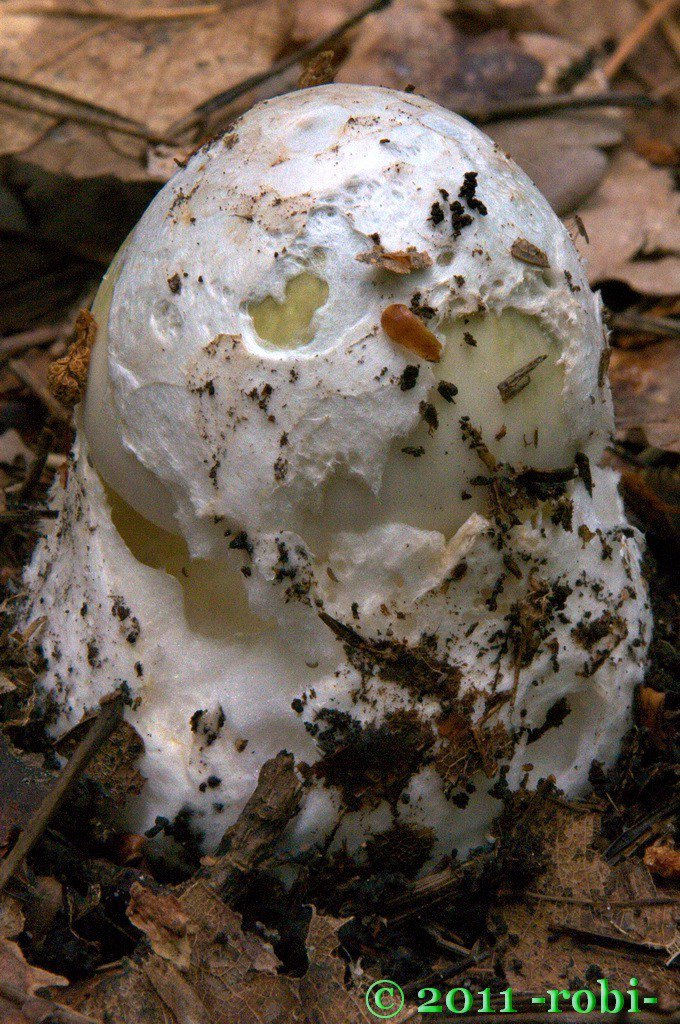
[500,807,680,1006]
[128,883,196,970]
[64,878,367,1024]
[0,938,96,1024]
[574,151,680,295]
[47,309,96,408]
[609,339,680,452]
[490,113,616,215]
[339,2,544,104]
[0,733,54,848]
[0,2,287,139]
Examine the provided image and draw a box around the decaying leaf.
[499,807,680,1006]
[127,883,196,970]
[574,151,680,295]
[609,339,680,452]
[63,880,368,1024]
[644,842,680,881]
[0,937,96,1024]
[46,309,96,408]
[0,732,54,848]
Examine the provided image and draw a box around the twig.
[0,507,59,525]
[0,695,124,894]
[549,921,669,957]
[1,0,222,18]
[167,0,392,136]
[604,0,679,79]
[605,798,680,863]
[0,325,59,361]
[8,357,71,422]
[14,425,55,504]
[527,890,680,907]
[462,91,657,124]
[612,311,680,338]
[0,72,167,143]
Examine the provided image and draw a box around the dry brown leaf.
[610,339,680,452]
[0,0,290,178]
[499,807,680,1007]
[338,1,544,104]
[64,877,369,1024]
[490,112,618,215]
[0,938,96,1024]
[574,151,680,295]
[127,883,196,969]
[480,0,646,51]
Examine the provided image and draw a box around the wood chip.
[357,243,433,274]
[381,303,442,361]
[497,354,547,402]
[297,49,338,89]
[511,237,550,268]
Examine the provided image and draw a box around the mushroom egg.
[21,85,651,868]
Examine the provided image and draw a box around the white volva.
[21,86,651,867]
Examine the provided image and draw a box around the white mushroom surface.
[21,85,651,868]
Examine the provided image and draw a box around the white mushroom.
[21,85,651,868]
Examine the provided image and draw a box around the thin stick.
[1,0,222,18]
[0,325,59,361]
[0,507,59,525]
[0,72,166,143]
[463,90,656,124]
[604,0,679,79]
[526,890,680,907]
[0,696,123,894]
[8,357,71,422]
[168,0,392,136]
[612,311,680,338]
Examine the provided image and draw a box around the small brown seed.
[381,304,442,361]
